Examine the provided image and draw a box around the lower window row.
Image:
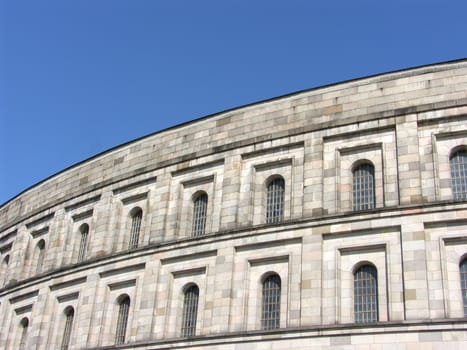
[13,259,467,348]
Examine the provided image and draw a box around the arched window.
[460,258,467,317]
[115,295,130,345]
[61,307,74,350]
[77,224,89,262]
[19,317,29,350]
[36,239,45,274]
[266,177,285,224]
[450,149,467,200]
[353,162,375,211]
[129,208,142,249]
[181,284,199,337]
[354,264,378,323]
[2,254,9,283]
[261,274,281,330]
[192,193,208,237]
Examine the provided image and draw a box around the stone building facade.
[1,60,467,349]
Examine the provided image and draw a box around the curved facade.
[1,60,467,349]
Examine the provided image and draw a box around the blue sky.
[1,0,466,205]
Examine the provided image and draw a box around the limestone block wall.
[0,60,466,349]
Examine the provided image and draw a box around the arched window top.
[450,148,467,201]
[353,263,377,280]
[79,223,89,234]
[354,264,378,323]
[352,261,377,275]
[192,190,208,202]
[352,161,375,211]
[261,273,281,330]
[265,174,285,186]
[192,192,208,237]
[183,282,199,294]
[449,146,467,159]
[260,271,281,284]
[117,294,131,305]
[130,207,143,218]
[37,239,45,249]
[20,317,29,328]
[64,306,74,316]
[266,176,285,224]
[351,159,374,172]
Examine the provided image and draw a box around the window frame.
[261,273,281,330]
[181,284,199,337]
[129,207,143,249]
[192,192,208,237]
[19,317,29,350]
[77,224,89,263]
[353,263,379,323]
[36,239,46,274]
[266,176,285,224]
[60,306,74,350]
[450,148,467,201]
[115,294,130,345]
[352,161,376,211]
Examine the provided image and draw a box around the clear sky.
[1,0,466,205]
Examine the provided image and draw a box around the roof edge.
[2,58,466,208]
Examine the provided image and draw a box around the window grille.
[451,149,467,200]
[354,265,378,323]
[77,225,89,262]
[115,296,130,345]
[19,318,29,350]
[61,307,74,350]
[181,285,199,337]
[460,259,467,317]
[261,274,281,330]
[266,177,285,224]
[36,240,45,274]
[353,163,375,211]
[129,209,142,249]
[192,194,208,237]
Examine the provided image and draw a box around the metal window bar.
[19,319,28,350]
[115,296,130,345]
[451,150,467,200]
[353,164,375,211]
[181,285,199,337]
[266,178,285,224]
[460,259,467,317]
[354,265,378,323]
[61,308,74,350]
[261,274,281,330]
[77,228,88,262]
[36,242,45,274]
[129,211,142,249]
[192,194,207,237]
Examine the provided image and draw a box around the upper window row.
[6,149,466,276]
[190,149,467,236]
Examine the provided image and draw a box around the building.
[1,60,467,349]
